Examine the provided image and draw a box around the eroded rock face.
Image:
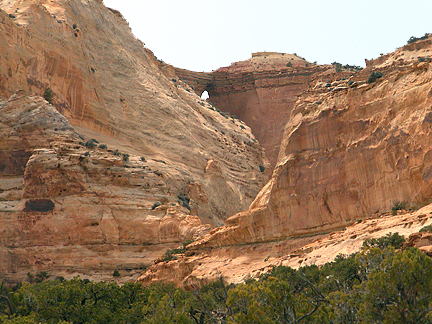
[191,39,432,248]
[0,93,212,282]
[208,53,354,166]
[138,37,432,286]
[0,0,268,282]
[138,205,432,287]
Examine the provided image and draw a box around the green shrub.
[259,165,265,172]
[407,33,429,44]
[122,153,129,161]
[362,232,405,249]
[177,194,191,211]
[151,201,161,210]
[140,157,146,162]
[391,200,406,215]
[332,62,342,72]
[98,144,107,149]
[367,71,383,84]
[113,270,120,277]
[85,139,97,148]
[113,149,120,156]
[419,224,432,232]
[162,240,195,262]
[43,88,54,104]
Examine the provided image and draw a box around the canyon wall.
[0,0,268,282]
[139,37,432,285]
[193,38,432,248]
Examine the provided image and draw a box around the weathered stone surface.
[0,0,268,282]
[138,204,432,287]
[191,39,432,249]
[208,53,354,166]
[139,37,432,285]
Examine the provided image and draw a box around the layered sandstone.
[172,53,355,166]
[0,0,267,282]
[192,37,432,248]
[139,36,432,286]
[139,205,432,286]
[208,53,354,165]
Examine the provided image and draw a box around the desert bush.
[43,88,54,104]
[391,200,406,215]
[362,232,405,249]
[419,224,432,232]
[367,71,383,84]
[84,139,97,148]
[151,201,161,210]
[407,33,429,44]
[177,194,191,211]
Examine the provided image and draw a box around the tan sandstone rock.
[0,0,268,282]
[138,36,432,286]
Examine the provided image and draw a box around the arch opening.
[201,90,209,100]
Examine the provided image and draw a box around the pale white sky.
[103,0,432,72]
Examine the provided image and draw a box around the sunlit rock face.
[194,38,432,247]
[138,37,432,286]
[0,0,268,282]
[174,52,353,166]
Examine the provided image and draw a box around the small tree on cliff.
[43,88,54,104]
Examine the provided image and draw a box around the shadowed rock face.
[0,0,268,282]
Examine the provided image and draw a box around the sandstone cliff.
[0,0,267,282]
[190,36,432,248]
[173,53,354,166]
[138,36,432,286]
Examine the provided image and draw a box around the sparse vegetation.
[418,57,432,63]
[84,139,97,148]
[177,194,191,211]
[122,153,129,161]
[362,232,406,249]
[151,201,161,210]
[367,71,383,84]
[391,200,406,215]
[259,165,265,172]
[112,270,120,277]
[43,87,54,104]
[98,144,107,149]
[419,224,432,232]
[113,149,120,156]
[140,157,146,162]
[407,33,429,44]
[286,61,292,67]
